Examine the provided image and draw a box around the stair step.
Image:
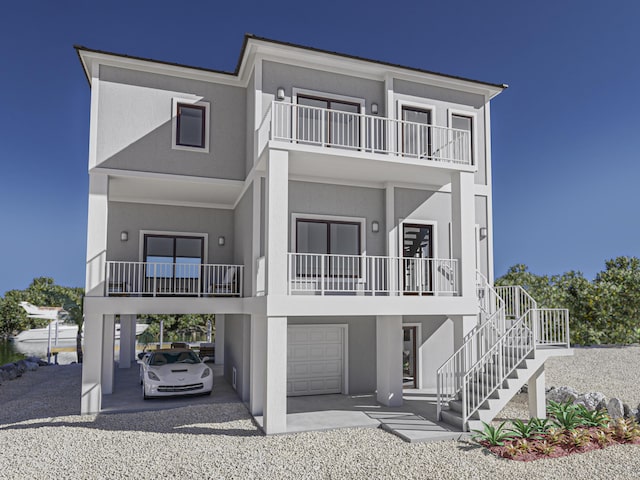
[440,409,465,430]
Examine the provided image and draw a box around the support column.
[265,150,289,296]
[528,364,546,419]
[250,314,267,415]
[215,314,225,365]
[263,316,287,434]
[119,315,133,369]
[376,315,403,407]
[453,315,478,352]
[101,315,115,395]
[85,173,109,297]
[385,185,398,294]
[451,171,476,298]
[130,315,137,361]
[81,312,103,414]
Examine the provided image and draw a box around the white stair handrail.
[436,272,505,420]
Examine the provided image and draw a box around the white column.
[251,178,262,296]
[101,315,115,395]
[215,314,225,365]
[451,171,476,298]
[528,364,546,419]
[250,314,267,415]
[85,173,109,297]
[376,315,403,407]
[265,149,289,296]
[81,312,103,414]
[452,315,478,352]
[130,315,137,360]
[263,316,287,434]
[119,315,133,369]
[385,184,398,294]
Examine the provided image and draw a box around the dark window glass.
[177,104,206,148]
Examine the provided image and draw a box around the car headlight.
[201,368,211,379]
[147,371,160,381]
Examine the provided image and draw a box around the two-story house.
[76,35,571,434]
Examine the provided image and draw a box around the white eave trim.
[77,50,250,88]
[91,167,245,188]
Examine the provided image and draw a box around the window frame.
[171,98,210,153]
[142,233,206,280]
[291,213,366,279]
[447,108,477,167]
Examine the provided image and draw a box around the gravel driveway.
[1,347,639,479]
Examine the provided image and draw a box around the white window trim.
[288,324,349,395]
[138,230,209,263]
[292,87,366,113]
[291,213,367,256]
[448,108,478,167]
[171,97,211,153]
[398,219,438,259]
[402,322,423,390]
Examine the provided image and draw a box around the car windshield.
[150,351,200,366]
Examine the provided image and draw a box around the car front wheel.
[142,381,148,400]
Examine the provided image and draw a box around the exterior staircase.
[436,273,571,431]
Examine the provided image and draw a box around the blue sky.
[1,0,639,295]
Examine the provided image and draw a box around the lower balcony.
[287,253,459,296]
[105,261,244,297]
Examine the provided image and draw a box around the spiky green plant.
[527,417,553,434]
[471,421,513,446]
[551,408,582,431]
[508,419,543,439]
[574,405,610,427]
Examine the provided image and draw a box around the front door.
[403,326,417,389]
[402,223,434,294]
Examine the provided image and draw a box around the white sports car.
[139,348,213,399]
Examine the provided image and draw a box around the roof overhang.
[75,34,507,100]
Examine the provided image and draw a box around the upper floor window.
[172,99,210,153]
[450,112,474,166]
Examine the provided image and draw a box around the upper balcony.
[258,101,473,182]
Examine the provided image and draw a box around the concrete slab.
[253,390,465,442]
[101,362,240,414]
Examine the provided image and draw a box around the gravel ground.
[1,348,640,479]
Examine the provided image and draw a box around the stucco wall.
[224,314,249,401]
[475,195,489,278]
[403,315,453,389]
[233,186,253,296]
[288,181,386,256]
[97,66,246,180]
[288,316,377,394]
[394,188,453,259]
[261,61,385,117]
[106,201,233,264]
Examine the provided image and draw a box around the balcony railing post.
[320,255,325,296]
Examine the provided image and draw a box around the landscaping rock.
[24,361,38,372]
[546,386,579,404]
[14,361,27,375]
[0,364,19,380]
[574,392,607,411]
[607,398,625,419]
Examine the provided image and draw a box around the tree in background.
[496,257,640,345]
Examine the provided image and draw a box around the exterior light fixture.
[120,231,128,242]
[276,87,285,100]
[371,103,379,115]
[218,236,226,246]
[371,221,380,233]
[479,227,488,238]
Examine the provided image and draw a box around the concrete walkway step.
[377,411,466,443]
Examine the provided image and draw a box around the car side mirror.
[201,356,210,363]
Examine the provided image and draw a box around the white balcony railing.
[287,253,458,296]
[105,261,244,297]
[267,101,472,166]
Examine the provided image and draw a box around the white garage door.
[287,325,345,396]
